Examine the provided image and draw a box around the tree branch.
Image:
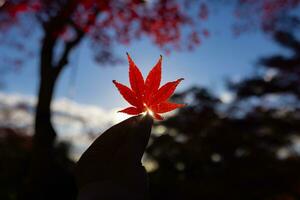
[53,30,84,77]
[53,7,99,78]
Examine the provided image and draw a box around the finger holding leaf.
[76,114,153,200]
[76,54,185,199]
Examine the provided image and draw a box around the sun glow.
[142,102,154,117]
[147,108,154,117]
[142,108,155,118]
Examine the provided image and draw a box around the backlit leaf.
[144,55,162,102]
[113,80,139,107]
[113,54,185,120]
[118,107,141,115]
[127,53,144,99]
[150,78,184,105]
[152,112,164,120]
[151,102,185,113]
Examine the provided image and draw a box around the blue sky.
[0,3,292,158]
[1,5,285,110]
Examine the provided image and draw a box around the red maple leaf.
[113,53,185,120]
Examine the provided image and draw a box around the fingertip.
[140,113,154,125]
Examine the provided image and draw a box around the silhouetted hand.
[75,114,153,200]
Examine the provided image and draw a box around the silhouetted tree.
[231,31,300,98]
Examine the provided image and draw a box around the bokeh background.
[1,0,300,200]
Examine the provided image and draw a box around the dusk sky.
[0,4,289,158]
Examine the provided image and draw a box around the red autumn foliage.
[0,0,209,54]
[113,53,185,120]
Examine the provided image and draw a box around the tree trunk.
[34,72,56,154]
[31,69,57,178]
[31,33,57,175]
[21,34,77,200]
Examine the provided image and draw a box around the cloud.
[0,92,128,160]
[220,91,234,104]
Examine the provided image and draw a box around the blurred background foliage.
[147,30,300,200]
